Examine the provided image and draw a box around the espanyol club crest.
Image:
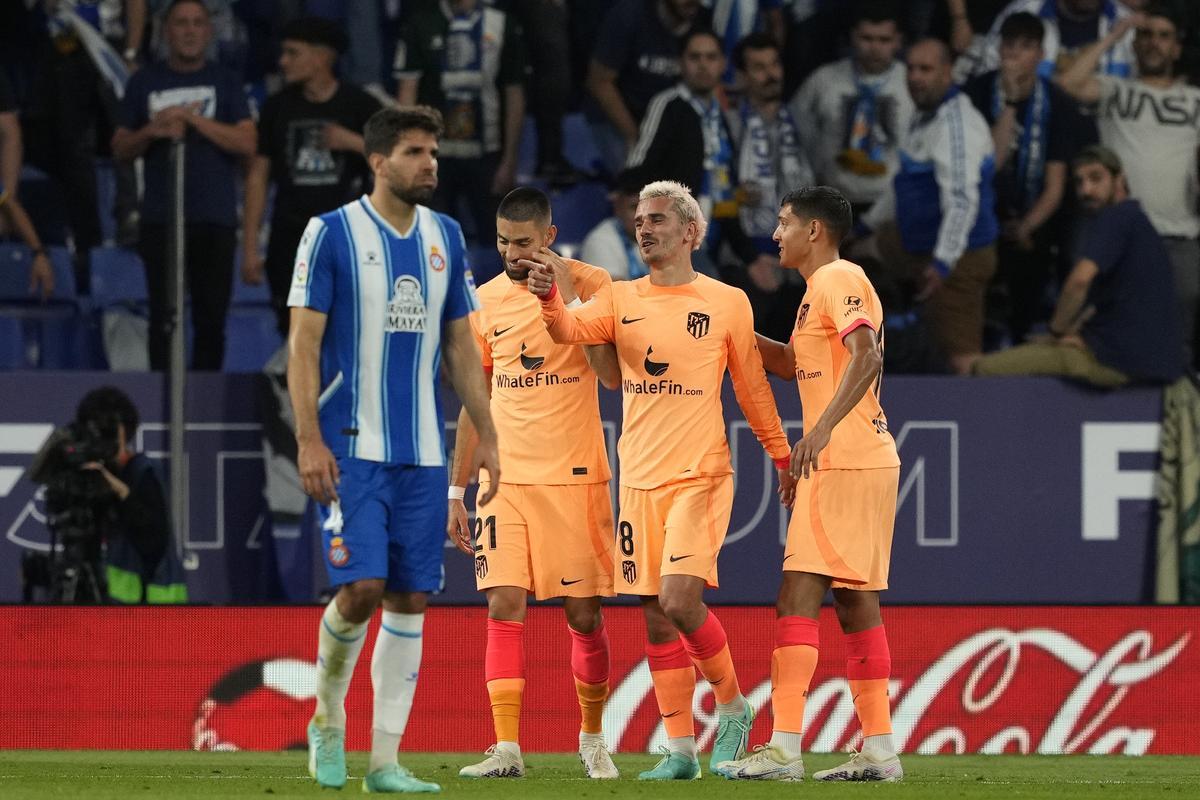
[429,246,446,272]
[327,536,349,567]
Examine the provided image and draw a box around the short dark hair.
[853,0,902,27]
[999,11,1045,45]
[911,36,953,66]
[75,386,139,438]
[363,106,443,158]
[781,186,853,243]
[681,27,723,55]
[281,16,349,53]
[732,32,779,71]
[497,187,552,224]
[1142,2,1182,36]
[165,0,209,19]
[1073,144,1124,176]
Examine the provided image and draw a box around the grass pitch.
[0,751,1197,799]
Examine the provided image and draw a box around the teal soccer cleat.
[307,720,347,789]
[362,764,441,793]
[637,747,702,780]
[709,700,754,774]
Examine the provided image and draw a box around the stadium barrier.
[2,605,1196,754]
[0,373,1168,604]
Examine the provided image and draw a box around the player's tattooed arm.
[756,333,796,380]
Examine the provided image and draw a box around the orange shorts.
[615,475,734,596]
[784,467,899,591]
[474,481,615,600]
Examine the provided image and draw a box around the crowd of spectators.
[0,0,1197,385]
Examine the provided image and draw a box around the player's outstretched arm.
[528,264,617,345]
[791,325,882,479]
[443,315,501,504]
[756,333,796,380]
[288,307,340,505]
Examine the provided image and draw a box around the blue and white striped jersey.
[287,196,480,465]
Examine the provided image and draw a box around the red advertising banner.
[2,606,1196,754]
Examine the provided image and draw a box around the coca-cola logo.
[602,627,1191,756]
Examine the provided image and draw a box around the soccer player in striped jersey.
[287,106,499,794]
[527,180,796,780]
[447,188,621,780]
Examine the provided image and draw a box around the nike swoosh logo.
[662,710,681,718]
[710,676,725,686]
[494,326,515,336]
[668,554,692,563]
[621,316,645,324]
[560,578,583,586]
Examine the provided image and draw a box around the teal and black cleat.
[361,764,441,793]
[709,700,755,774]
[307,720,347,789]
[637,747,702,781]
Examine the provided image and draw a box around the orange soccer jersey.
[792,259,899,470]
[471,259,613,485]
[540,273,790,488]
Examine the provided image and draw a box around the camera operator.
[27,386,188,604]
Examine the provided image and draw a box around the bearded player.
[448,187,623,780]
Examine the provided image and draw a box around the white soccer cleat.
[458,745,525,779]
[811,749,903,782]
[714,744,805,781]
[579,739,619,779]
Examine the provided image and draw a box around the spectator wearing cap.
[972,145,1184,386]
[1058,3,1200,368]
[243,17,381,337]
[111,0,255,371]
[581,169,647,281]
[394,0,527,246]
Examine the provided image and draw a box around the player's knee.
[486,587,526,621]
[338,581,384,622]
[563,598,601,633]
[658,593,700,631]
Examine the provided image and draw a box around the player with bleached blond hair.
[526,180,796,780]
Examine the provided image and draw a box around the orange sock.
[646,639,695,739]
[568,623,610,735]
[485,619,525,744]
[772,616,820,734]
[574,679,608,735]
[487,678,525,743]
[846,625,892,737]
[680,611,741,704]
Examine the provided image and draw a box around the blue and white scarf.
[992,72,1050,212]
